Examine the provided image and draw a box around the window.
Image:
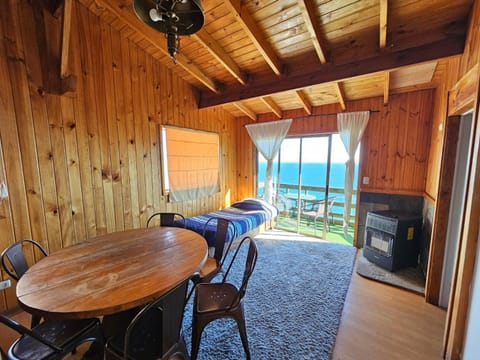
[161,126,220,202]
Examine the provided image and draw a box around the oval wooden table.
[16,226,207,359]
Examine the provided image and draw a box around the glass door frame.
[275,134,333,238]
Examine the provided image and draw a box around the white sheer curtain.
[245,119,292,204]
[337,111,370,238]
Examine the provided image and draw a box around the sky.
[260,134,358,164]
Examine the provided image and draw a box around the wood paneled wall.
[425,58,462,200]
[359,91,434,194]
[236,90,435,198]
[442,0,480,357]
[0,1,237,312]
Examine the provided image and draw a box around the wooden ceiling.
[78,0,473,119]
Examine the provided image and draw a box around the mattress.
[181,198,278,247]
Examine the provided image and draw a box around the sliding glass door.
[277,136,332,236]
[257,134,358,243]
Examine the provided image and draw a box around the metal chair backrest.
[190,237,257,360]
[110,280,188,360]
[1,239,48,281]
[146,212,186,228]
[122,295,165,359]
[223,236,258,307]
[202,217,236,265]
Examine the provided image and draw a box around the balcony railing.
[271,183,357,227]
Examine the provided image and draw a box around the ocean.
[258,162,359,215]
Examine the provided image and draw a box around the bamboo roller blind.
[162,126,220,201]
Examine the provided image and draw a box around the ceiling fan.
[133,0,204,61]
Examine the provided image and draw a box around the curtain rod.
[243,109,380,125]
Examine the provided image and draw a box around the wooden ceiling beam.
[261,96,282,118]
[233,101,256,121]
[295,90,312,115]
[25,0,77,94]
[298,0,328,64]
[92,0,218,93]
[334,82,346,111]
[193,31,248,86]
[60,0,72,79]
[379,0,388,49]
[384,71,390,105]
[199,35,466,108]
[224,0,283,76]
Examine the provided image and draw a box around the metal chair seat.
[197,257,219,279]
[1,315,103,360]
[195,282,239,313]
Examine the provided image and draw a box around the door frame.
[431,63,480,359]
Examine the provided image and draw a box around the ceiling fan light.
[149,8,162,22]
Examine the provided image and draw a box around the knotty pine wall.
[437,0,480,356]
[425,57,462,201]
[0,1,237,311]
[236,90,435,198]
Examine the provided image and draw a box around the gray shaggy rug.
[182,235,357,360]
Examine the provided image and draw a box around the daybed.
[181,198,278,247]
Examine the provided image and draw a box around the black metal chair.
[197,217,236,283]
[1,240,48,328]
[1,240,48,282]
[105,280,190,360]
[190,236,258,360]
[0,313,104,360]
[146,212,186,228]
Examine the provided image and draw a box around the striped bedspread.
[182,198,278,247]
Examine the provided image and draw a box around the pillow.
[231,198,272,211]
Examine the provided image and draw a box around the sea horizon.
[257,161,359,216]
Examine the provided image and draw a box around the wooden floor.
[0,257,446,359]
[332,269,446,360]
